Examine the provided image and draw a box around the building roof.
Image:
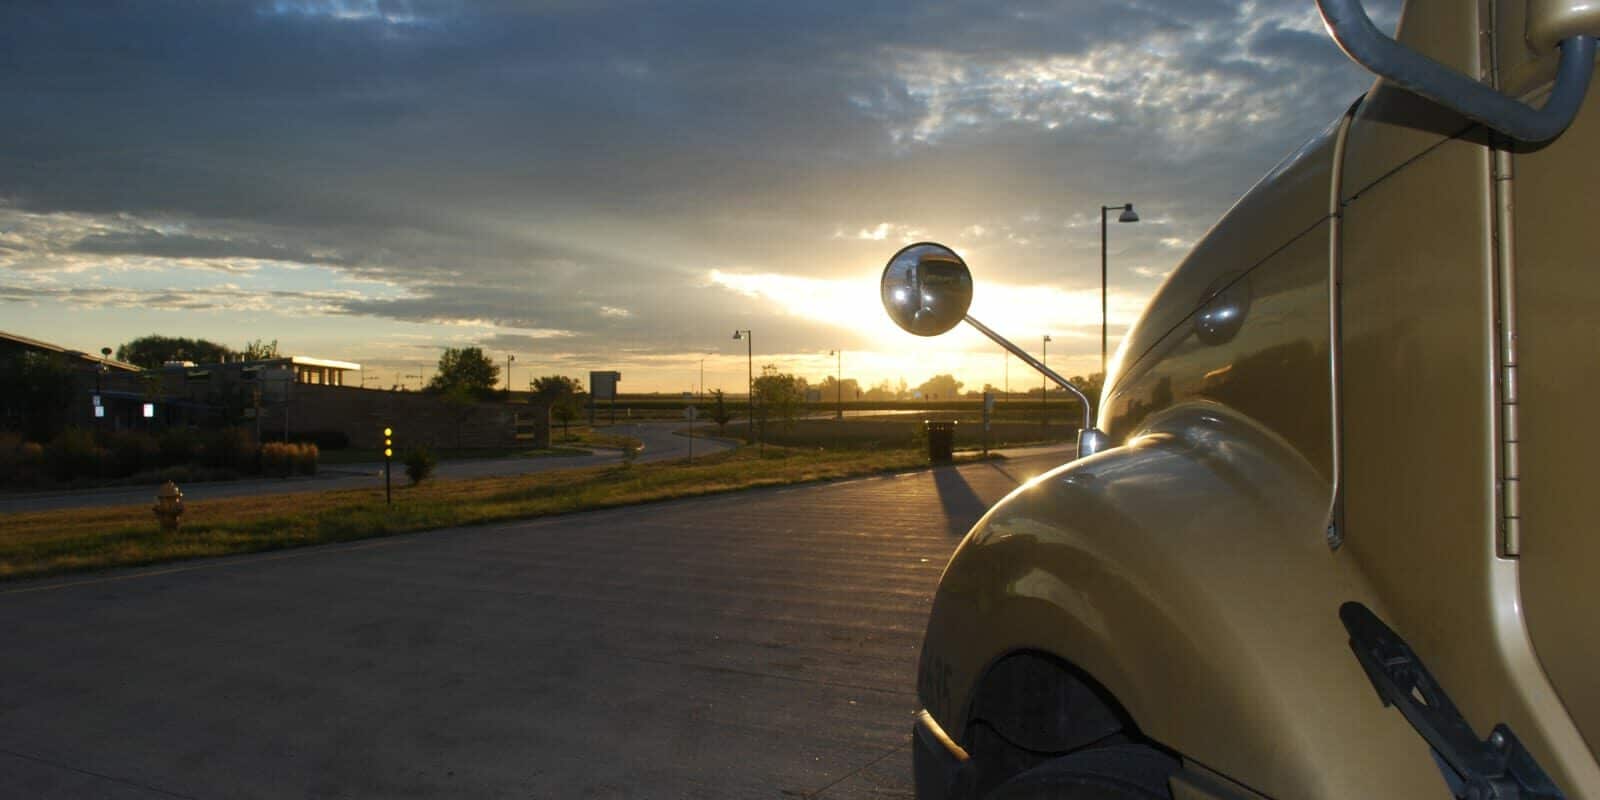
[289,355,362,371]
[0,329,143,372]
[155,355,363,371]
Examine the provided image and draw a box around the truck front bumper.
[912,709,976,800]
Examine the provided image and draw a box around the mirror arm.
[963,314,1094,433]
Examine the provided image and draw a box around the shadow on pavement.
[983,461,1026,485]
[932,465,988,536]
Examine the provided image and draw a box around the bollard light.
[382,427,394,505]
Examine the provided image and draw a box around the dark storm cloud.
[0,282,353,312]
[1,0,1401,359]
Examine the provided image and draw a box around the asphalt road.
[0,446,1074,799]
[0,423,735,514]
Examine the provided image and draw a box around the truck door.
[1501,38,1600,768]
[1335,1,1600,790]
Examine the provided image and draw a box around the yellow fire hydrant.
[153,481,184,533]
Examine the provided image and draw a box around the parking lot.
[0,450,1067,798]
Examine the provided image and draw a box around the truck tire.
[984,744,1178,800]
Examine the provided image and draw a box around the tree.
[0,352,76,441]
[709,389,733,434]
[427,346,500,398]
[239,339,279,361]
[863,380,896,402]
[1070,372,1107,403]
[916,374,964,401]
[116,335,233,368]
[440,384,477,449]
[404,446,437,485]
[752,364,803,438]
[814,376,860,408]
[531,375,585,438]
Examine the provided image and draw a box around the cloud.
[70,229,324,264]
[0,282,358,314]
[0,0,1403,383]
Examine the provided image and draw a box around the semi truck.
[883,1,1600,797]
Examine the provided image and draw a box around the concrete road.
[0,447,1075,799]
[0,422,735,514]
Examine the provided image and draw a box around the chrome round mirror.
[881,242,974,337]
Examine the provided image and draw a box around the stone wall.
[259,385,549,450]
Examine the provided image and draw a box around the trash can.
[925,420,957,463]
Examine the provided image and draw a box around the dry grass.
[0,445,984,582]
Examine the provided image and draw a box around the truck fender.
[918,402,1446,799]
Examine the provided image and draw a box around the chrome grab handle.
[1316,0,1596,143]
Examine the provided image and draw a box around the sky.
[1,0,1400,394]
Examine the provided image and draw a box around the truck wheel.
[984,744,1178,800]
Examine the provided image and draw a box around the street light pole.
[1042,334,1052,427]
[733,330,753,445]
[1100,202,1140,375]
[95,347,110,428]
[506,354,515,397]
[828,349,842,420]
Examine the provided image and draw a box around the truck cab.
[899,2,1600,797]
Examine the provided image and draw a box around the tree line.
[112,335,280,368]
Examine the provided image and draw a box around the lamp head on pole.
[1118,203,1140,223]
[1043,334,1053,343]
[732,330,745,340]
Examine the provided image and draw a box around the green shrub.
[199,427,258,472]
[260,442,293,477]
[260,442,317,477]
[0,432,22,484]
[46,428,104,481]
[293,443,318,475]
[158,428,199,467]
[404,446,436,485]
[103,430,160,478]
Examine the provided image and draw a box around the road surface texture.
[0,422,734,514]
[0,447,1074,799]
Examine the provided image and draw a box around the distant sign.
[590,370,621,401]
[684,405,699,421]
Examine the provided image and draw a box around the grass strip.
[0,446,984,582]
